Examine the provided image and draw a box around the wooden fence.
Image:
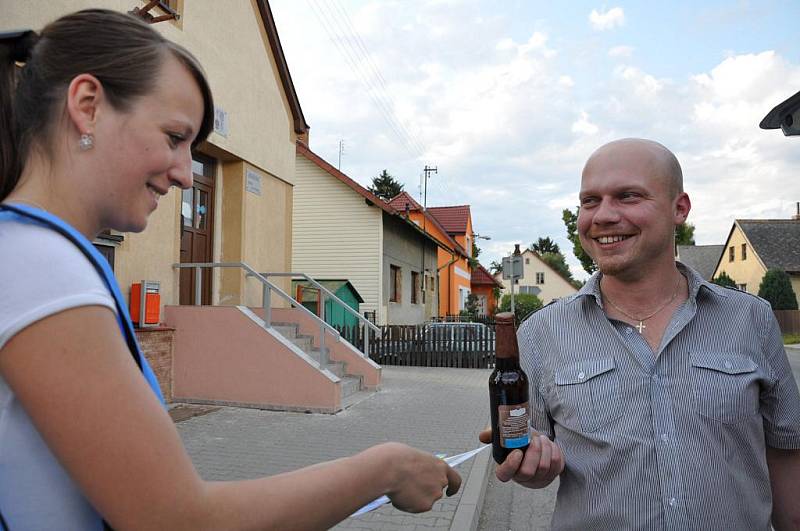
[774,310,800,335]
[335,323,496,369]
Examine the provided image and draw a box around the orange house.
[471,264,503,315]
[388,193,473,317]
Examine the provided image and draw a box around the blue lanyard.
[0,203,165,405]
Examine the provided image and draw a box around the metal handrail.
[260,272,378,358]
[172,262,340,366]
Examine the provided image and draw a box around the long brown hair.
[0,9,214,200]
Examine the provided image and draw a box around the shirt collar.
[569,261,728,309]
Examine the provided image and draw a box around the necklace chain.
[602,276,682,333]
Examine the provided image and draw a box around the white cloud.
[608,45,634,57]
[590,7,625,30]
[558,75,575,88]
[572,111,599,135]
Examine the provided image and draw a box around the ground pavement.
[177,366,493,531]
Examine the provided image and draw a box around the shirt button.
[625,327,633,335]
[724,360,732,370]
[651,374,659,381]
[661,433,669,443]
[578,371,585,380]
[669,497,677,507]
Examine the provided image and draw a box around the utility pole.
[337,140,345,170]
[421,165,437,311]
[422,165,437,210]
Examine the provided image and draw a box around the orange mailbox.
[131,281,160,327]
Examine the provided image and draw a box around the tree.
[460,293,481,320]
[563,207,597,275]
[498,292,543,322]
[368,170,404,201]
[758,269,799,310]
[712,271,736,288]
[489,260,503,275]
[529,237,561,255]
[469,240,482,269]
[675,222,696,246]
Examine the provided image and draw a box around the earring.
[79,133,94,151]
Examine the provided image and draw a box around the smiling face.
[92,54,204,233]
[577,139,690,281]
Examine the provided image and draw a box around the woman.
[0,9,459,530]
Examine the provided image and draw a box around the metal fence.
[334,322,496,368]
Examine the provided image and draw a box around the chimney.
[794,201,800,220]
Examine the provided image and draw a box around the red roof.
[387,191,423,212]
[427,205,471,234]
[387,193,466,257]
[471,263,503,287]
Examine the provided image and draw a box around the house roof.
[427,205,471,234]
[676,244,725,280]
[387,193,467,257]
[736,219,800,272]
[255,0,309,135]
[494,248,578,290]
[387,191,423,212]
[471,264,503,288]
[295,142,451,250]
[292,279,364,303]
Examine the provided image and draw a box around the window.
[728,246,735,262]
[390,265,401,303]
[525,258,530,264]
[737,283,747,292]
[411,271,420,304]
[536,272,545,284]
[741,243,747,260]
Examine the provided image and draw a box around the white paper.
[351,445,490,517]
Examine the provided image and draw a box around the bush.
[498,293,543,322]
[758,269,799,310]
[712,271,736,288]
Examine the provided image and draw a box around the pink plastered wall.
[165,306,341,412]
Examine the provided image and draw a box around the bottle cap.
[495,312,519,359]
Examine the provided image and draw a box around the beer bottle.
[489,312,530,464]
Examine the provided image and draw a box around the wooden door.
[179,155,214,305]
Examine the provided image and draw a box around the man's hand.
[479,428,564,489]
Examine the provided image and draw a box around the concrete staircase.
[272,322,365,404]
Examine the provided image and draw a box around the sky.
[270,0,800,280]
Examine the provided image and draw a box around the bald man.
[482,139,800,530]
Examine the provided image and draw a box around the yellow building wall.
[713,225,767,295]
[3,1,297,314]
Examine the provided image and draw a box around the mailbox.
[130,280,160,327]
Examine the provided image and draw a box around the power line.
[307,0,427,158]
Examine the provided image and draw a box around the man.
[480,138,800,530]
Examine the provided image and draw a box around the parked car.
[422,322,495,352]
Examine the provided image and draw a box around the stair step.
[339,375,362,399]
[271,324,298,338]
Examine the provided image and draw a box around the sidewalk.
[176,366,494,531]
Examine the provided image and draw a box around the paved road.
[177,366,492,531]
[477,347,800,530]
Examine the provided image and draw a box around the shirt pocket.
[554,357,622,432]
[689,351,760,424]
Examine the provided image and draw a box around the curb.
[450,446,493,531]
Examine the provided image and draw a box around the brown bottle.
[489,312,530,464]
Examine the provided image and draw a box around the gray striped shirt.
[518,263,800,531]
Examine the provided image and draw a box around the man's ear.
[65,74,104,136]
[674,192,691,224]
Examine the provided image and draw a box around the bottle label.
[498,402,530,448]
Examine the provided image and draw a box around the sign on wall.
[246,169,262,196]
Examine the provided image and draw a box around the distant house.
[470,264,503,315]
[494,249,577,304]
[712,219,800,303]
[387,193,473,316]
[293,143,442,325]
[676,245,725,280]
